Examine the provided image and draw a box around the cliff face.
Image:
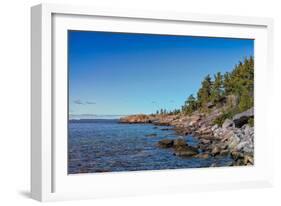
[119,107,254,166]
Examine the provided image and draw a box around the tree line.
[155,56,254,116]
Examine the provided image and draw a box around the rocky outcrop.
[232,107,254,128]
[222,119,234,129]
[119,114,154,124]
[157,138,199,157]
[120,106,254,166]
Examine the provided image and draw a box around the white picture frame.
[31,3,274,202]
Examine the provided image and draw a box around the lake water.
[68,119,232,174]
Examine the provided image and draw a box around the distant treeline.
[155,56,254,118]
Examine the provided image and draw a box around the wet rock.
[173,138,187,148]
[175,127,191,135]
[160,128,171,131]
[158,139,174,148]
[194,153,209,159]
[198,144,209,152]
[174,145,198,157]
[232,107,254,128]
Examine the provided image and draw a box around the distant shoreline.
[69,114,128,120]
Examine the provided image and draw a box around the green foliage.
[238,88,254,112]
[197,74,212,107]
[213,110,235,127]
[184,56,254,116]
[168,109,181,115]
[248,117,254,127]
[154,56,254,117]
[182,94,197,115]
[210,72,224,104]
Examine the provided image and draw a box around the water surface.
[68,119,231,174]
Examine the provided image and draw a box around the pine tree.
[182,94,197,115]
[197,74,212,107]
[211,72,223,103]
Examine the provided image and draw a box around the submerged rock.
[173,138,187,148]
[157,139,174,148]
[145,133,157,137]
[174,145,198,157]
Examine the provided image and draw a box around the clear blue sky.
[68,31,254,117]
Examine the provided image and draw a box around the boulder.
[222,119,234,129]
[243,154,254,165]
[174,145,198,157]
[221,130,235,142]
[200,139,211,145]
[194,153,209,159]
[231,151,242,161]
[173,138,187,148]
[157,139,174,148]
[228,134,240,150]
[236,141,248,151]
[206,102,215,109]
[232,107,254,128]
[211,124,219,131]
[211,146,221,156]
[220,149,229,156]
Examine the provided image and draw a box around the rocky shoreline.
[119,107,254,166]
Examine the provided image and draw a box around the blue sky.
[68,31,254,117]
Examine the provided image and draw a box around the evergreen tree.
[197,74,212,107]
[182,94,197,115]
[211,72,223,103]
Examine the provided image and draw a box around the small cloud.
[85,101,96,105]
[73,99,83,104]
[151,101,157,104]
[170,100,175,103]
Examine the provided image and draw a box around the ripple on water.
[68,119,232,174]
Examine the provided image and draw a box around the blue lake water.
[68,119,232,174]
